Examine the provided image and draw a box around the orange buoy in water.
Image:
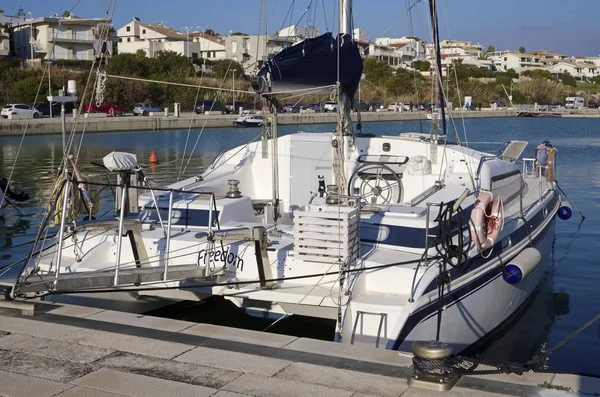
[149,150,159,164]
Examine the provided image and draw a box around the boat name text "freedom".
[197,247,244,271]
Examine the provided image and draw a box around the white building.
[489,52,547,73]
[117,18,201,58]
[353,28,366,42]
[529,50,567,65]
[375,36,425,59]
[189,32,226,60]
[367,36,425,69]
[277,25,318,39]
[437,40,482,57]
[549,61,598,80]
[12,13,111,61]
[225,25,316,73]
[570,56,600,68]
[0,8,25,57]
[439,53,493,70]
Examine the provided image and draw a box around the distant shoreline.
[0,108,590,136]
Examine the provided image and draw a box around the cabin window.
[382,142,391,152]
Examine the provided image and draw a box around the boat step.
[16,265,212,294]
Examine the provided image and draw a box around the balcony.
[49,32,95,44]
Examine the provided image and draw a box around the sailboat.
[5,0,571,354]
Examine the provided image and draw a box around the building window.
[126,26,130,32]
[119,38,122,42]
[127,38,131,42]
[504,57,507,61]
[143,29,146,34]
[192,52,198,59]
[212,51,216,58]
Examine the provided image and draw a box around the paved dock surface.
[0,299,597,397]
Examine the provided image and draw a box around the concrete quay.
[0,298,597,397]
[0,109,517,136]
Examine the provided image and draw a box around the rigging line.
[70,0,117,161]
[262,260,339,332]
[179,0,230,176]
[181,3,265,179]
[26,255,443,296]
[321,0,328,31]
[195,131,263,180]
[104,74,256,94]
[379,0,423,38]
[1,0,84,210]
[440,0,476,187]
[63,0,111,156]
[544,312,600,355]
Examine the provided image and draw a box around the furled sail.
[252,32,363,99]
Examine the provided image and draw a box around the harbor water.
[0,117,598,375]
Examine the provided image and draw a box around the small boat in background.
[234,111,265,127]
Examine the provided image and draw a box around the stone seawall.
[0,110,518,136]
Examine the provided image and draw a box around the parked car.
[1,104,42,119]
[303,103,324,113]
[352,99,369,112]
[224,102,251,114]
[283,103,301,113]
[35,102,75,117]
[133,103,162,116]
[366,102,382,112]
[195,100,225,114]
[323,101,338,112]
[388,102,404,112]
[588,102,599,109]
[85,102,126,116]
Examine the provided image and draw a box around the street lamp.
[28,12,34,61]
[232,69,236,113]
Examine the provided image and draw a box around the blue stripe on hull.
[390,191,559,351]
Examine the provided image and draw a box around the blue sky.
[6,0,599,56]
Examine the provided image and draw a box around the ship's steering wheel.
[348,163,402,205]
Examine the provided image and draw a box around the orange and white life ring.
[469,191,504,250]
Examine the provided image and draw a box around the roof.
[551,61,598,69]
[188,32,224,44]
[389,43,408,49]
[138,22,184,39]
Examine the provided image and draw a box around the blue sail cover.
[256,32,363,99]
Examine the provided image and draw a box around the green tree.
[592,75,600,85]
[411,60,431,72]
[521,69,556,81]
[561,71,577,86]
[230,32,248,36]
[149,50,195,79]
[107,52,150,77]
[518,46,526,53]
[204,28,216,36]
[363,58,392,86]
[212,60,245,79]
[11,76,48,105]
[486,45,496,54]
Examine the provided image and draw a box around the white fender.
[502,247,542,284]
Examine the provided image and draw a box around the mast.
[334,0,354,195]
[428,0,447,136]
[339,0,352,35]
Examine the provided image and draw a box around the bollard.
[407,340,459,391]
